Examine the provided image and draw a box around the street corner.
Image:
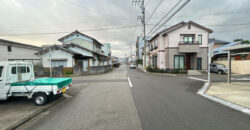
[0,95,67,130]
[198,82,250,115]
[206,82,250,109]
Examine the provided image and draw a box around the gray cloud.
[0,0,249,57]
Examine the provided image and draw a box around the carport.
[224,45,250,84]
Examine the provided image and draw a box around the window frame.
[7,46,12,52]
[198,35,202,44]
[174,55,185,69]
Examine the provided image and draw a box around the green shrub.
[146,66,187,74]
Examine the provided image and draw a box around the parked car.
[210,63,228,74]
[113,63,120,68]
[130,64,136,69]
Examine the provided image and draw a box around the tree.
[234,39,250,44]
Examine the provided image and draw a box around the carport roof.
[223,44,250,53]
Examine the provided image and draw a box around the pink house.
[148,21,213,70]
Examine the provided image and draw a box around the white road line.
[128,77,133,87]
[188,77,208,82]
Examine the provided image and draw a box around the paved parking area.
[0,96,63,130]
[206,82,250,109]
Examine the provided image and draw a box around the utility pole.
[132,0,146,68]
[142,0,146,69]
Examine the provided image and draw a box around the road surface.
[21,65,250,130]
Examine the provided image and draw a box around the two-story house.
[58,30,109,68]
[148,21,213,70]
[0,39,42,65]
[36,31,111,73]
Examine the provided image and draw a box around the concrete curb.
[197,82,250,115]
[6,96,66,130]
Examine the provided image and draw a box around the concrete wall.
[214,60,250,74]
[41,49,74,67]
[74,65,112,75]
[0,44,41,64]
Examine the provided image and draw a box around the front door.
[197,58,202,70]
[83,60,88,72]
[186,54,191,69]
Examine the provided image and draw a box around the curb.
[6,96,66,130]
[197,82,250,115]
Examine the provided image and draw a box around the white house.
[58,30,110,68]
[148,21,213,70]
[0,39,42,65]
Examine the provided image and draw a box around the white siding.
[0,44,41,63]
[41,49,74,67]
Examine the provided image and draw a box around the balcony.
[179,41,200,53]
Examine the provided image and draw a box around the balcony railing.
[179,41,200,45]
[179,41,200,53]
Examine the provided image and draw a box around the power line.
[147,0,182,36]
[0,25,143,36]
[63,0,126,20]
[146,0,164,24]
[149,0,191,36]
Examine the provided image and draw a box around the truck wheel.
[218,71,222,74]
[33,93,48,106]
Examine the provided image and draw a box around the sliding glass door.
[174,55,185,69]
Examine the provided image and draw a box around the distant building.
[209,38,230,49]
[136,36,150,61]
[0,39,42,65]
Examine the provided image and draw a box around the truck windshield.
[0,66,3,78]
[217,64,226,68]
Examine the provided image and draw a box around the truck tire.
[33,93,48,106]
[218,71,222,74]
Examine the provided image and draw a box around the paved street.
[127,67,250,130]
[20,65,250,130]
[21,66,142,130]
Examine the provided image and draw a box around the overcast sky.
[0,0,249,57]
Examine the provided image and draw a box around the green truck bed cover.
[11,78,72,89]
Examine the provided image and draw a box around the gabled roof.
[149,21,213,42]
[209,38,229,44]
[35,45,81,55]
[63,43,94,53]
[0,39,41,50]
[58,30,103,46]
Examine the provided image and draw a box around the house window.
[51,60,67,67]
[0,66,3,78]
[92,59,96,65]
[7,46,12,52]
[154,39,158,49]
[174,55,185,69]
[152,56,157,67]
[188,24,191,29]
[198,35,202,44]
[183,36,193,44]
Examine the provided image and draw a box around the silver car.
[210,63,228,74]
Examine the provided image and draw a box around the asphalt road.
[20,67,142,130]
[127,67,250,130]
[18,66,250,130]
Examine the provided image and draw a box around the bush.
[136,59,143,65]
[146,66,187,74]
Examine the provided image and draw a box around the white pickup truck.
[0,61,72,105]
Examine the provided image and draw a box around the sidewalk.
[206,82,250,109]
[0,96,65,130]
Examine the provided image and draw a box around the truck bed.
[11,78,72,89]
